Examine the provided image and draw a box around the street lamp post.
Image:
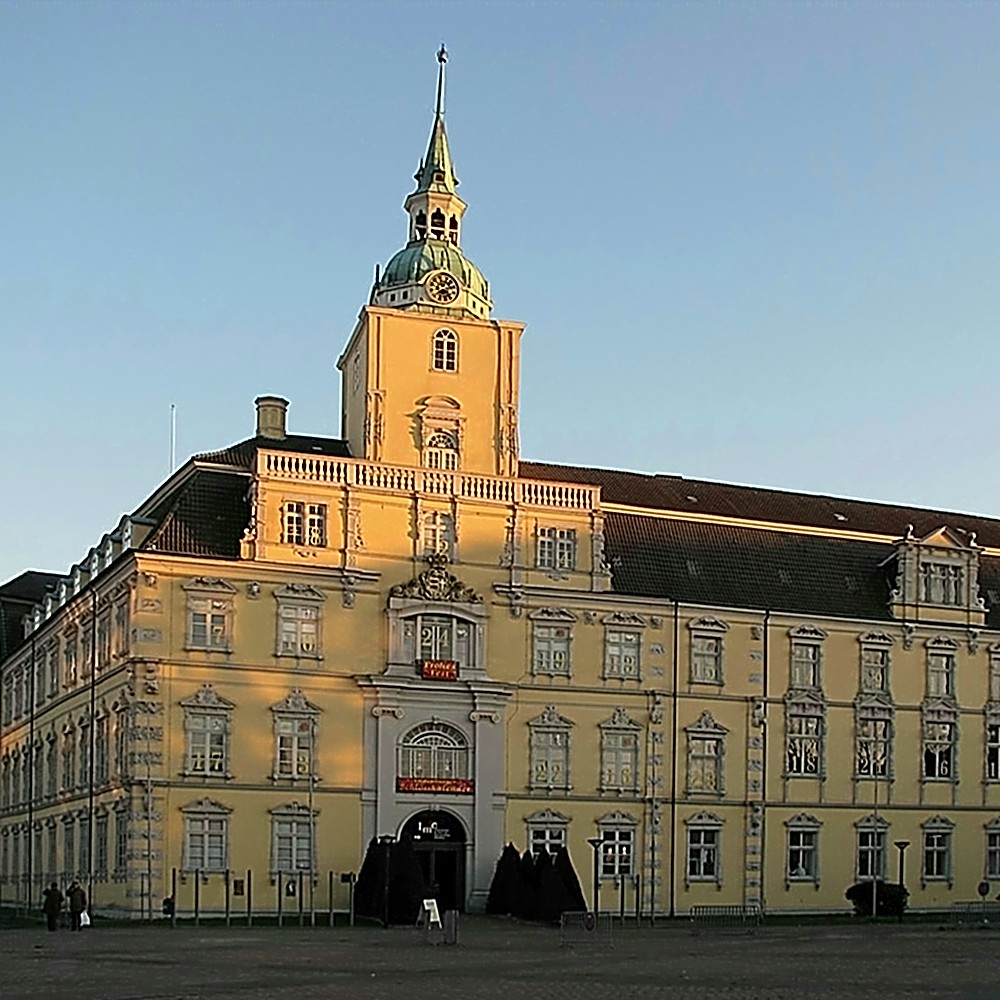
[894,840,910,922]
[587,837,603,915]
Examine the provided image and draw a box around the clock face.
[425,271,460,304]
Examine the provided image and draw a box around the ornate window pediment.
[602,612,646,628]
[182,577,237,595]
[601,707,641,731]
[688,615,728,634]
[529,705,574,729]
[789,625,827,640]
[528,607,577,622]
[180,684,235,711]
[181,797,232,815]
[684,810,723,827]
[526,808,569,825]
[786,812,821,828]
[686,710,728,736]
[274,583,325,602]
[859,631,893,647]
[389,555,481,604]
[271,689,320,716]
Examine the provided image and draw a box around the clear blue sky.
[3,1,1000,584]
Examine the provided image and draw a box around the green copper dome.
[379,240,489,302]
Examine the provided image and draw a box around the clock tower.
[337,48,524,477]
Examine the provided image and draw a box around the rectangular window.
[47,648,59,697]
[114,813,129,873]
[923,830,951,881]
[856,718,890,777]
[283,502,327,547]
[857,828,886,880]
[278,604,321,657]
[187,715,228,775]
[530,730,570,789]
[185,815,228,871]
[787,828,818,880]
[991,657,1000,703]
[604,631,641,679]
[532,625,571,676]
[786,715,821,776]
[600,828,634,878]
[687,827,719,882]
[927,653,955,697]
[921,563,964,606]
[691,635,722,683]
[47,825,58,876]
[687,736,722,793]
[536,527,577,570]
[64,822,75,877]
[529,825,567,857]
[78,816,90,874]
[78,726,91,787]
[188,599,231,651]
[94,717,109,785]
[275,718,314,778]
[923,722,955,779]
[987,831,1000,880]
[273,816,313,873]
[601,730,638,791]
[95,815,108,876]
[861,647,889,693]
[64,637,77,688]
[988,724,1000,782]
[791,642,820,688]
[46,741,57,797]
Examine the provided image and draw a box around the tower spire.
[414,46,458,196]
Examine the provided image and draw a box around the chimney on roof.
[255,395,289,440]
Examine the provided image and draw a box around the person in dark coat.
[67,882,87,931]
[41,882,64,932]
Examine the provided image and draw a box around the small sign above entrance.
[397,777,474,795]
[421,659,458,681]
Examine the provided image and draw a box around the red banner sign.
[396,777,474,795]
[421,659,458,681]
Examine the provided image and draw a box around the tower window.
[432,329,458,371]
[430,209,446,240]
[425,431,459,470]
[449,216,458,244]
[414,211,427,240]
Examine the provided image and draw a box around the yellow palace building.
[4,54,1000,919]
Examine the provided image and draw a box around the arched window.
[414,211,427,241]
[430,209,446,240]
[448,216,459,244]
[432,329,458,372]
[398,722,469,781]
[425,430,459,470]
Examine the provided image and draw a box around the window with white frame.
[598,813,636,878]
[526,810,568,858]
[859,633,892,694]
[182,800,230,872]
[987,822,1000,880]
[923,719,956,779]
[275,585,325,658]
[528,706,573,791]
[604,630,641,680]
[855,714,891,778]
[532,623,572,677]
[790,639,822,688]
[786,709,822,776]
[424,430,459,470]
[402,613,476,668]
[685,711,727,795]
[271,805,314,874]
[688,617,727,684]
[184,579,235,652]
[536,527,577,571]
[921,562,964,606]
[422,512,455,560]
[987,723,1000,782]
[786,815,820,882]
[432,329,458,372]
[922,818,953,883]
[685,814,721,884]
[182,686,234,777]
[856,820,887,880]
[271,690,319,780]
[281,501,328,547]
[926,642,957,698]
[600,708,640,792]
[398,721,469,781]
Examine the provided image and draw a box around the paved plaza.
[1,917,999,999]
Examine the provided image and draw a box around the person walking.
[67,881,87,932]
[41,882,64,932]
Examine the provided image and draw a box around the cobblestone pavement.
[2,918,1000,1000]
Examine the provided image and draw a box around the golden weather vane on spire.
[435,44,448,117]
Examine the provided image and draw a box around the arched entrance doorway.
[400,810,467,911]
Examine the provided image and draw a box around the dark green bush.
[845,879,909,917]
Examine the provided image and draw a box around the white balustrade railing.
[259,450,598,510]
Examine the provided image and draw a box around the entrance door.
[400,810,467,912]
